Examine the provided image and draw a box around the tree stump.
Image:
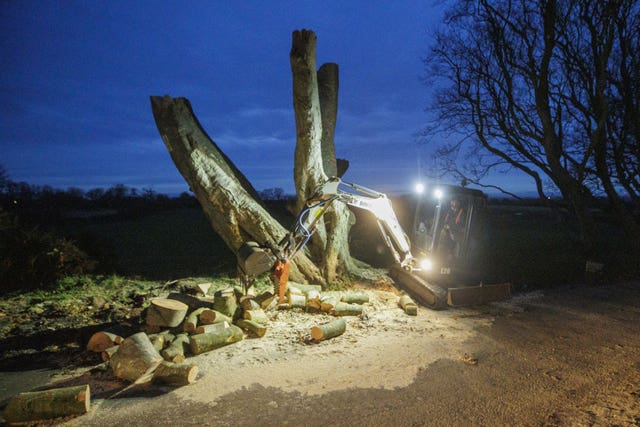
[310,318,346,341]
[146,298,189,328]
[109,332,163,382]
[3,384,90,423]
[152,361,198,386]
[86,331,123,353]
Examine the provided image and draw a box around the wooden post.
[3,384,90,423]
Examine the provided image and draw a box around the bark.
[150,95,324,285]
[2,384,90,423]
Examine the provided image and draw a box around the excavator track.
[389,265,448,310]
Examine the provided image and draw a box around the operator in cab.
[441,198,465,258]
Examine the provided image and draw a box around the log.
[148,333,167,352]
[183,307,207,333]
[254,290,276,309]
[152,361,199,387]
[213,288,238,318]
[235,319,267,338]
[3,384,90,423]
[288,282,323,295]
[161,333,190,363]
[86,331,123,353]
[310,318,346,341]
[320,295,339,312]
[242,309,269,325]
[199,309,231,325]
[306,289,321,310]
[333,302,363,316]
[341,293,370,304]
[194,321,230,336]
[288,293,307,308]
[399,294,418,315]
[189,324,244,355]
[146,298,189,328]
[109,332,163,382]
[240,298,261,311]
[101,345,119,362]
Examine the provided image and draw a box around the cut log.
[320,295,339,312]
[306,289,321,310]
[399,295,418,315]
[101,345,119,362]
[194,321,230,336]
[240,297,261,311]
[152,361,199,387]
[161,333,190,363]
[189,324,244,355]
[235,319,267,338]
[310,318,346,341]
[288,282,323,295]
[213,288,238,318]
[288,293,307,308]
[146,298,189,328]
[183,307,207,333]
[341,293,369,304]
[333,302,363,316]
[3,384,90,423]
[254,290,276,309]
[199,309,231,325]
[148,334,167,352]
[86,331,123,353]
[109,332,163,382]
[242,309,269,325]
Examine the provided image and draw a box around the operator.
[441,198,464,258]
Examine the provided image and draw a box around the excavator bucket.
[389,266,448,310]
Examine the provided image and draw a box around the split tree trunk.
[150,95,324,285]
[290,29,361,283]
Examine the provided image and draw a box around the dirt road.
[4,281,640,426]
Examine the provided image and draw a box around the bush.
[0,210,96,292]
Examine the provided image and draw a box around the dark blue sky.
[1,1,533,196]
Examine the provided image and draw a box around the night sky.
[1,1,533,196]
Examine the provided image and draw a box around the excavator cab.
[411,185,488,287]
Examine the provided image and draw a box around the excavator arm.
[236,177,450,308]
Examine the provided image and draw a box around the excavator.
[236,176,510,309]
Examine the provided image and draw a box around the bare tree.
[151,30,364,286]
[425,0,640,255]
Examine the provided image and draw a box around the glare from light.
[433,188,443,199]
[415,182,425,194]
[419,258,432,270]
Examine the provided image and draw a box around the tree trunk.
[150,95,324,285]
[290,30,361,284]
[152,361,198,386]
[109,332,163,382]
[310,318,346,341]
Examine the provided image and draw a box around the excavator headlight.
[419,258,433,271]
[433,188,443,199]
[415,182,425,194]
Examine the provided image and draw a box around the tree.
[424,0,640,256]
[151,30,365,286]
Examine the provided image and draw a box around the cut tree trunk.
[235,319,267,337]
[183,307,207,333]
[333,302,363,316]
[189,324,244,355]
[152,361,198,386]
[242,309,269,325]
[399,294,418,315]
[3,384,90,423]
[161,333,190,363]
[109,332,163,382]
[310,318,346,341]
[150,95,324,285]
[341,293,370,304]
[146,298,189,328]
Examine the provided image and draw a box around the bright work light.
[415,182,425,194]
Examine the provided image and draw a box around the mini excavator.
[236,177,510,309]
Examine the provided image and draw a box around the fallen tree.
[151,29,366,287]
